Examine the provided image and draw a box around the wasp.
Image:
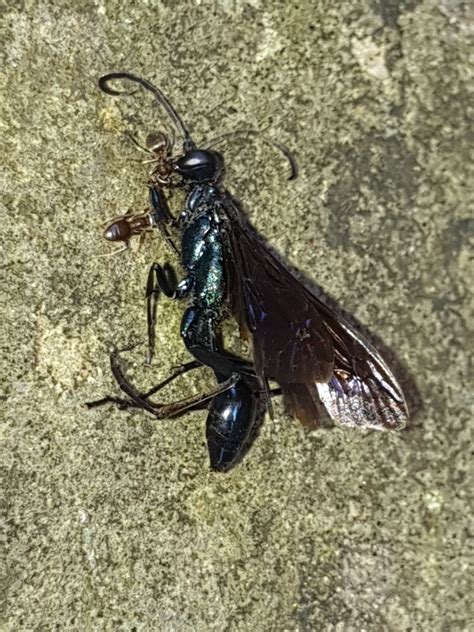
[87,73,408,472]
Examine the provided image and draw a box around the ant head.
[145,131,171,156]
[174,149,224,184]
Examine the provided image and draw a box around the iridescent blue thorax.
[180,185,227,313]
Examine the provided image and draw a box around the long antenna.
[204,129,298,181]
[98,72,195,151]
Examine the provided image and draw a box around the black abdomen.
[206,379,260,472]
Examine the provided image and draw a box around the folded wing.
[222,197,408,431]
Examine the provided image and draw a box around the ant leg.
[95,243,130,259]
[123,130,151,155]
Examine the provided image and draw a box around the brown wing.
[315,317,408,430]
[222,197,408,431]
[222,207,334,386]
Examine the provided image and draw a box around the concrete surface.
[2,1,472,630]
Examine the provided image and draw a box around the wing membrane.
[223,202,334,385]
[316,318,408,430]
[222,196,408,431]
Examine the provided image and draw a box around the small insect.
[88,72,409,472]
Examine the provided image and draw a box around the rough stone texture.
[2,1,472,630]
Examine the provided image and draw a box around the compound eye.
[104,219,131,242]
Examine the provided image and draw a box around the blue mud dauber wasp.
[87,73,408,472]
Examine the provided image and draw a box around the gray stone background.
[2,0,472,630]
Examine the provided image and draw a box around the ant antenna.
[98,72,195,152]
[204,129,298,181]
[122,130,150,155]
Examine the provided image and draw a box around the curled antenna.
[204,129,298,181]
[98,72,195,151]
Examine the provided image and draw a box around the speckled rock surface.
[2,1,472,630]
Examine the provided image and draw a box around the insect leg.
[146,262,177,298]
[149,186,180,256]
[141,360,202,398]
[184,344,256,378]
[179,306,254,376]
[86,360,201,411]
[86,349,239,419]
[145,262,179,364]
[149,186,175,223]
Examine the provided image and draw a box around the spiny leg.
[142,360,201,398]
[86,347,198,412]
[149,186,175,224]
[188,346,256,379]
[144,188,181,362]
[146,262,178,364]
[149,186,180,256]
[191,344,271,414]
[180,306,256,378]
[181,312,276,415]
[87,357,202,410]
[86,349,240,419]
[86,378,282,415]
[141,359,278,402]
